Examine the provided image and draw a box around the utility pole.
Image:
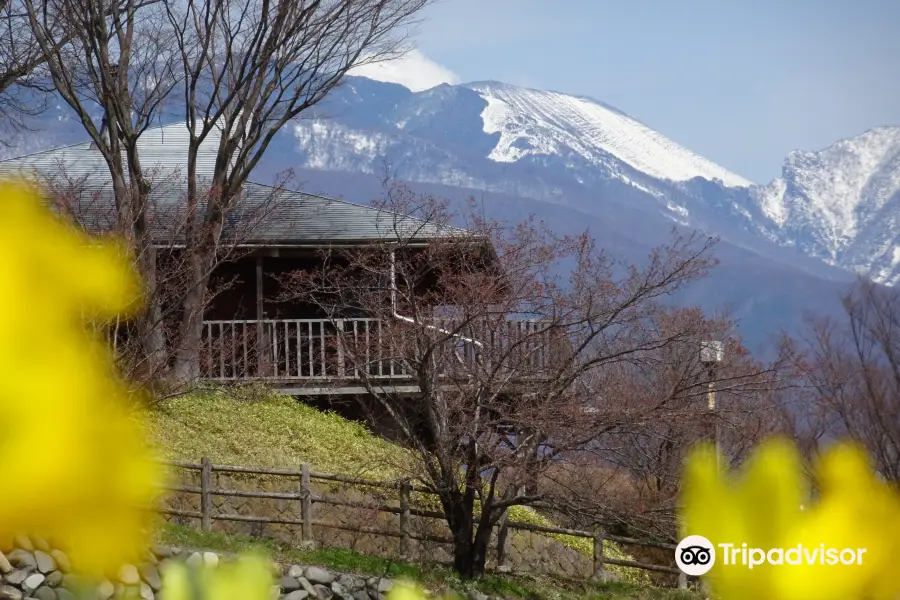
[700,340,724,471]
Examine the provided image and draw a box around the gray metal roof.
[0,121,224,182]
[0,122,462,244]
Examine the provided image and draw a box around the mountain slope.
[288,77,900,286]
[288,77,759,229]
[468,81,752,188]
[749,127,900,284]
[285,77,864,273]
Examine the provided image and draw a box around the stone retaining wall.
[0,536,411,600]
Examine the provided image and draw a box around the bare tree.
[802,277,900,483]
[577,321,797,542]
[162,0,431,380]
[0,0,67,142]
[277,185,786,578]
[31,159,289,396]
[20,0,431,382]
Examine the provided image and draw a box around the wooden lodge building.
[0,123,553,400]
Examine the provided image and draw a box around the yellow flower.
[161,554,273,600]
[0,180,166,575]
[386,580,428,600]
[679,437,900,600]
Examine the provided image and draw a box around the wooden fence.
[158,458,688,588]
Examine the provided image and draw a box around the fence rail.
[158,458,687,587]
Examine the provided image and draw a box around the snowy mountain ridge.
[285,76,900,285]
[467,81,753,188]
[750,126,900,283]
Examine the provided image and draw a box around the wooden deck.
[200,317,554,395]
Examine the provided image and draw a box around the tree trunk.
[471,520,493,577]
[172,250,211,383]
[121,145,169,381]
[450,509,479,579]
[172,168,234,384]
[135,244,167,377]
[448,498,492,579]
[171,155,240,385]
[520,427,542,497]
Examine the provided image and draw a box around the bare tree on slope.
[278,185,791,578]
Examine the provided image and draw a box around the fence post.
[255,257,269,377]
[336,320,345,378]
[399,480,411,560]
[200,456,212,532]
[592,523,607,582]
[678,571,688,590]
[496,506,510,572]
[300,463,313,544]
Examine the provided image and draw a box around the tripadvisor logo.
[675,535,716,576]
[719,543,867,568]
[675,536,867,575]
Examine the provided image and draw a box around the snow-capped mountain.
[468,82,751,188]
[284,77,900,286]
[287,78,758,230]
[749,127,900,284]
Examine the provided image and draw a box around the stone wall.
[0,536,413,600]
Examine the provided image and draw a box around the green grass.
[157,522,273,557]
[157,522,422,580]
[146,387,649,584]
[146,386,411,479]
[157,523,696,600]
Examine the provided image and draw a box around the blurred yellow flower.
[386,580,428,600]
[161,554,273,600]
[0,180,166,575]
[679,437,900,600]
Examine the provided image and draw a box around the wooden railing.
[200,318,555,382]
[159,458,688,587]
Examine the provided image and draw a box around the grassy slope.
[145,388,646,583]
[147,388,406,478]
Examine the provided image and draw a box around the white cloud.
[349,50,460,92]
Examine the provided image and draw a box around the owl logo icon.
[675,535,716,576]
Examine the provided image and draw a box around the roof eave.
[151,233,491,249]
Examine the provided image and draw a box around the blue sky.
[360,0,900,184]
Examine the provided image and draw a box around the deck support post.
[256,255,268,377]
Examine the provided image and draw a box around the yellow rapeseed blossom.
[0,180,166,575]
[161,554,273,600]
[679,437,900,600]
